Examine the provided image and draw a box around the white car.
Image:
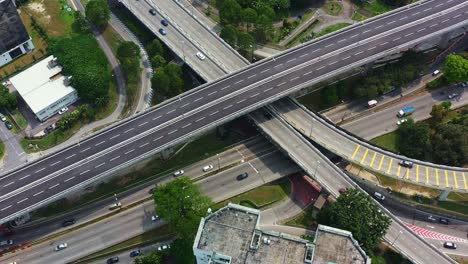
[202,164,214,172]
[151,214,159,221]
[374,192,385,201]
[196,52,206,60]
[397,118,407,125]
[58,107,68,115]
[55,243,68,251]
[447,93,458,99]
[158,244,170,251]
[173,170,184,177]
[0,114,6,122]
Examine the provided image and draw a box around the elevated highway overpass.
[0,0,466,230]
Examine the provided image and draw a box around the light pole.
[309,118,315,137]
[180,40,186,63]
[313,160,320,178]
[392,230,403,246]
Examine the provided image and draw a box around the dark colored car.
[236,172,248,181]
[45,125,54,133]
[443,242,457,249]
[161,19,169,26]
[4,121,12,130]
[62,219,76,227]
[129,249,142,257]
[159,28,167,35]
[107,256,120,264]
[439,218,450,225]
[398,160,413,168]
[149,9,156,15]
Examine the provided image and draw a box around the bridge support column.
[160,147,175,160]
[437,190,450,201]
[438,32,451,50]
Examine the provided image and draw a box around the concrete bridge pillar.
[437,190,450,201]
[160,147,175,160]
[438,32,451,50]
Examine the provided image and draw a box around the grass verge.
[214,179,291,210]
[0,140,4,160]
[352,11,368,21]
[370,132,399,152]
[323,2,343,16]
[285,206,316,229]
[11,110,28,130]
[315,23,351,39]
[356,0,394,16]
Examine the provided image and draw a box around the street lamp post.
[180,40,186,63]
[392,230,403,246]
[313,160,320,178]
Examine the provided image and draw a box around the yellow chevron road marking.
[416,165,419,182]
[378,155,385,171]
[352,145,361,159]
[445,170,449,188]
[387,158,393,174]
[360,149,369,164]
[435,169,439,186]
[453,171,458,189]
[370,152,377,168]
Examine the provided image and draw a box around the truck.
[397,106,415,117]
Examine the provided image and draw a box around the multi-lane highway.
[0,0,467,224]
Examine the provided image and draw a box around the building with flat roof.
[193,204,370,264]
[9,55,78,121]
[0,0,34,67]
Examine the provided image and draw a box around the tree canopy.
[397,119,431,161]
[219,0,242,25]
[49,35,111,106]
[117,41,141,79]
[442,54,468,84]
[0,85,17,110]
[432,123,468,166]
[85,0,110,28]
[147,39,165,58]
[134,252,161,264]
[318,188,391,253]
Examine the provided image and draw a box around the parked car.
[236,172,248,181]
[0,113,5,122]
[151,214,159,221]
[44,125,54,133]
[149,9,156,15]
[427,215,436,222]
[202,165,214,172]
[374,192,385,201]
[161,19,169,26]
[55,243,68,251]
[443,242,457,249]
[396,118,407,125]
[107,256,120,264]
[439,218,450,225]
[129,249,142,257]
[159,28,167,35]
[461,81,468,87]
[158,244,170,251]
[196,51,206,60]
[399,160,413,168]
[173,170,184,177]
[0,240,13,247]
[432,69,440,76]
[447,93,458,99]
[62,219,76,227]
[109,202,122,210]
[338,188,347,194]
[58,107,68,115]
[4,121,12,130]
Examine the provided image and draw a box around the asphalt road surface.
[0,0,467,224]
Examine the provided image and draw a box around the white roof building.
[9,55,78,121]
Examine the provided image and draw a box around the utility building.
[9,55,78,121]
[0,0,34,67]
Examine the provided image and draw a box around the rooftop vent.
[48,57,58,68]
[64,76,72,86]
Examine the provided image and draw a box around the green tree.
[241,8,257,29]
[320,85,338,107]
[442,54,468,84]
[165,63,183,79]
[151,55,167,68]
[397,119,431,160]
[134,252,161,264]
[371,256,386,264]
[0,85,17,110]
[151,67,170,97]
[147,39,164,58]
[220,25,238,47]
[237,32,255,51]
[117,41,140,61]
[430,104,449,124]
[219,0,242,25]
[318,188,391,253]
[71,11,90,34]
[85,0,110,28]
[153,177,213,239]
[432,123,468,166]
[254,14,274,42]
[170,238,197,264]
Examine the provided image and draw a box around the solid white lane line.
[299,53,309,58]
[290,76,299,81]
[35,168,45,173]
[140,142,149,148]
[195,117,205,122]
[248,162,259,173]
[221,85,231,90]
[354,51,364,55]
[274,63,283,68]
[64,176,75,182]
[223,105,233,110]
[95,162,105,168]
[138,121,148,127]
[17,198,28,204]
[393,37,401,41]
[110,156,120,162]
[194,97,203,102]
[277,82,287,87]
[153,115,162,121]
[181,103,190,108]
[182,123,192,128]
[303,71,313,76]
[250,93,260,98]
[80,147,91,153]
[325,43,334,48]
[234,79,244,84]
[167,109,176,114]
[110,134,120,140]
[124,128,134,133]
[208,91,217,96]
[342,56,351,60]
[153,136,164,141]
[237,99,246,104]
[50,161,61,166]
[3,182,14,188]
[264,87,273,92]
[80,170,90,175]
[168,129,178,135]
[316,66,325,70]
[95,141,105,146]
[260,69,270,74]
[49,183,60,189]
[404,33,414,37]
[209,111,219,116]
[247,74,257,79]
[19,174,31,180]
[33,191,44,197]
[286,58,296,63]
[65,154,76,160]
[1,205,12,211]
